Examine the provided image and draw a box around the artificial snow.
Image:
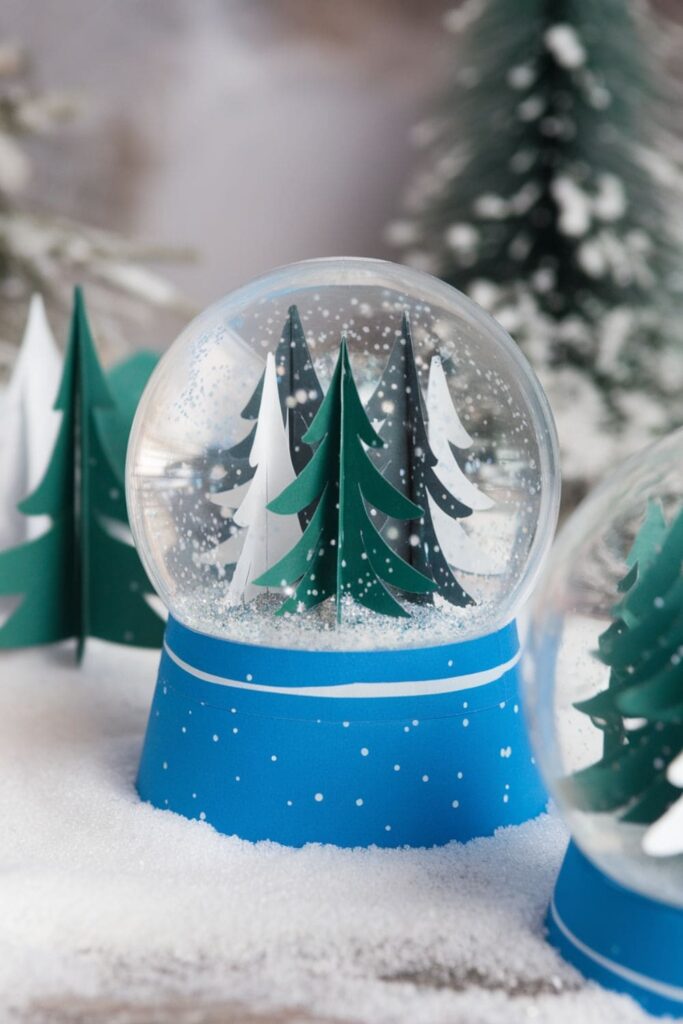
[0,641,657,1022]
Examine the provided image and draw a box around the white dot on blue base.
[393,764,400,772]
[314,792,324,802]
[360,747,369,757]
[287,800,293,807]
[212,734,219,742]
[412,719,419,727]
[422,775,429,782]
[235,775,240,782]
[246,673,253,682]
[199,811,206,820]
[342,721,350,728]
[452,800,460,809]
[271,755,278,762]
[355,798,364,806]
[457,771,464,780]
[462,719,470,728]
[192,792,197,799]
[231,707,237,714]
[233,727,239,734]
[384,825,391,832]
[403,726,410,733]
[181,726,187,734]
[162,761,168,770]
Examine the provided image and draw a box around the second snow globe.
[127,258,560,847]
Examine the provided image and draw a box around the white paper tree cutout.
[197,353,301,605]
[426,356,499,575]
[0,295,62,550]
[643,751,683,858]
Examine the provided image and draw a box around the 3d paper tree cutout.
[217,305,323,518]
[0,287,164,656]
[426,355,498,576]
[197,353,301,604]
[364,314,474,607]
[255,337,437,620]
[0,295,62,550]
[569,501,683,840]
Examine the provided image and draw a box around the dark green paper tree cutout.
[365,312,474,608]
[254,337,437,621]
[0,287,164,658]
[219,305,323,521]
[568,501,683,825]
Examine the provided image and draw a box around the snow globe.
[127,257,560,847]
[524,427,683,1015]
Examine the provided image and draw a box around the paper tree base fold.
[137,617,544,848]
[548,843,683,1017]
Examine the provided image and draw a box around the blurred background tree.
[387,0,683,490]
[0,37,188,371]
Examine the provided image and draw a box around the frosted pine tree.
[197,353,301,605]
[426,355,498,575]
[388,0,683,483]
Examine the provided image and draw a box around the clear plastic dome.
[126,257,559,649]
[525,428,683,906]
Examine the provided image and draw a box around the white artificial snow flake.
[444,223,479,254]
[551,176,592,237]
[544,24,587,69]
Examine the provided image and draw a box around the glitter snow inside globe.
[524,427,683,1015]
[127,257,560,848]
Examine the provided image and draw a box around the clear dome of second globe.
[525,428,683,907]
[126,258,559,649]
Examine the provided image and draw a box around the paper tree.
[255,337,437,620]
[217,305,323,518]
[426,355,498,576]
[0,295,62,550]
[569,501,683,839]
[0,287,164,656]
[364,314,474,607]
[197,353,301,604]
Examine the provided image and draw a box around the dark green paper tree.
[568,501,683,825]
[255,337,437,621]
[217,305,323,512]
[365,313,474,607]
[389,0,683,478]
[0,287,164,657]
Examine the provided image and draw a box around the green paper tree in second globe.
[0,288,164,658]
[568,501,683,835]
[255,338,437,621]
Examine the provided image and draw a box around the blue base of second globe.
[548,842,683,1016]
[137,616,545,847]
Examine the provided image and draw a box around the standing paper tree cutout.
[364,314,474,607]
[0,295,62,550]
[218,305,323,518]
[197,353,301,604]
[0,287,164,656]
[569,501,683,841]
[426,355,498,575]
[255,337,436,620]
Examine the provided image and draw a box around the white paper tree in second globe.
[426,356,499,575]
[198,353,301,605]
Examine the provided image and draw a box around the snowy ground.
[0,642,656,1024]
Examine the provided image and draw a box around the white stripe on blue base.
[550,897,683,1005]
[164,641,521,699]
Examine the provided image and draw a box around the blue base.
[137,616,545,847]
[548,843,683,1016]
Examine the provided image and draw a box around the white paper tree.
[642,751,683,858]
[198,352,301,605]
[426,356,499,575]
[0,295,62,550]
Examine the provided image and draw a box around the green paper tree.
[0,287,164,657]
[389,0,683,479]
[568,501,683,826]
[365,313,474,607]
[255,337,437,621]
